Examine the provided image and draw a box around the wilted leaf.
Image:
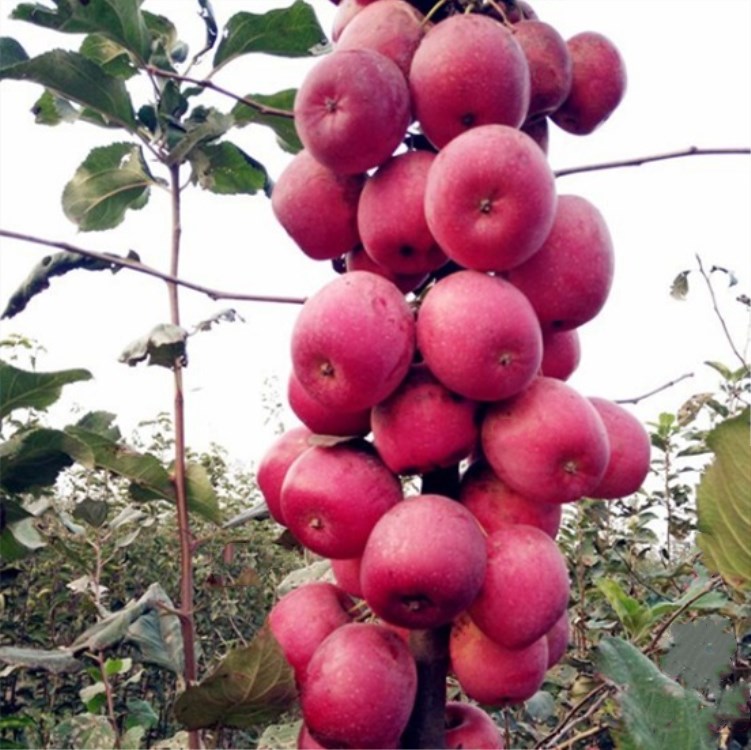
[257,721,301,750]
[49,714,117,750]
[213,1,328,70]
[174,627,297,730]
[696,408,751,591]
[63,143,157,231]
[192,308,246,333]
[597,636,714,750]
[670,270,690,300]
[119,323,188,368]
[0,645,82,674]
[126,607,184,674]
[189,141,269,195]
[231,89,301,154]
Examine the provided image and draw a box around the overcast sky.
[0,0,749,466]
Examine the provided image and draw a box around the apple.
[541,328,581,381]
[271,149,364,261]
[444,701,504,750]
[360,494,487,629]
[330,556,363,598]
[521,115,549,153]
[450,613,548,707]
[301,622,417,749]
[505,194,614,331]
[358,150,449,276]
[281,439,402,559]
[551,31,627,135]
[291,271,416,412]
[331,0,381,42]
[481,376,611,504]
[297,723,326,749]
[469,524,570,649]
[268,581,353,683]
[424,125,557,272]
[545,610,570,668]
[588,397,651,499]
[294,48,411,174]
[409,14,530,148]
[371,363,479,475]
[345,244,429,294]
[459,460,562,539]
[416,270,542,402]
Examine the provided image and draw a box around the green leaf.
[231,89,301,154]
[213,0,328,71]
[118,323,188,369]
[125,605,184,674]
[596,578,651,640]
[0,645,82,674]
[596,636,714,750]
[0,49,136,130]
[189,142,270,195]
[72,498,109,528]
[165,106,234,166]
[0,518,46,562]
[0,360,92,419]
[103,656,132,678]
[174,627,297,730]
[49,714,117,750]
[31,88,79,125]
[74,411,121,442]
[124,699,159,732]
[62,143,157,231]
[696,408,751,591]
[80,33,137,79]
[121,726,145,750]
[0,37,29,70]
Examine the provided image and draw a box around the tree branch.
[615,372,695,405]
[554,146,750,178]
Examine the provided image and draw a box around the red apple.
[291,271,416,412]
[521,115,549,153]
[331,0,381,42]
[424,125,557,272]
[297,723,326,749]
[360,494,487,629]
[301,622,417,749]
[330,556,363,598]
[541,328,581,381]
[345,245,429,294]
[409,14,530,148]
[416,270,543,401]
[481,376,611,504]
[444,701,504,750]
[294,48,411,174]
[545,610,570,668]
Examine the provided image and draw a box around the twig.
[0,228,307,306]
[535,683,609,749]
[552,724,608,750]
[554,146,750,178]
[91,650,121,749]
[538,687,612,749]
[615,372,694,405]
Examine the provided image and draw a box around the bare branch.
[615,372,695,405]
[554,146,750,178]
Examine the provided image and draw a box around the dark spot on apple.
[399,245,414,257]
[461,112,476,127]
[402,595,431,612]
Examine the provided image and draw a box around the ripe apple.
[360,494,487,629]
[450,613,548,707]
[301,622,417,749]
[481,376,611,504]
[416,270,543,401]
[505,194,614,331]
[291,271,416,412]
[424,125,557,272]
[358,150,449,276]
[541,328,581,381]
[281,439,402,559]
[256,425,313,525]
[588,397,651,499]
[271,149,364,261]
[459,460,562,539]
[294,48,411,174]
[268,581,353,683]
[297,723,326,749]
[545,610,570,668]
[331,0,381,42]
[551,31,627,135]
[469,524,570,649]
[409,14,530,148]
[371,363,479,475]
[330,556,363,598]
[345,244,429,294]
[521,115,549,153]
[444,701,504,750]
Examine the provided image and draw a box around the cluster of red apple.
[258,1,647,747]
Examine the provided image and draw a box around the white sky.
[0,0,749,467]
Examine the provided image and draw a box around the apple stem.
[420,464,460,497]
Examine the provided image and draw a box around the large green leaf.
[0,36,29,70]
[174,627,297,730]
[696,408,751,591]
[213,0,328,71]
[0,360,92,419]
[0,517,46,562]
[596,578,651,640]
[597,636,714,750]
[80,33,137,79]
[165,106,233,166]
[189,142,270,195]
[0,49,136,130]
[231,89,301,154]
[62,143,157,231]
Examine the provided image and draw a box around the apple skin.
[444,701,504,750]
[459,460,562,539]
[450,613,549,707]
[505,194,614,331]
[297,723,326,749]
[360,494,487,629]
[545,610,570,668]
[551,31,627,135]
[469,524,570,650]
[541,328,581,381]
[291,271,416,412]
[481,376,611,505]
[345,245,429,295]
[358,150,449,276]
[281,440,402,559]
[268,581,353,683]
[294,48,411,175]
[301,622,417,749]
[521,115,549,153]
[271,149,364,261]
[336,0,426,78]
[256,425,313,525]
[371,363,479,475]
[424,125,557,272]
[416,270,543,401]
[330,556,363,598]
[409,14,530,149]
[331,0,381,42]
[588,397,651,499]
